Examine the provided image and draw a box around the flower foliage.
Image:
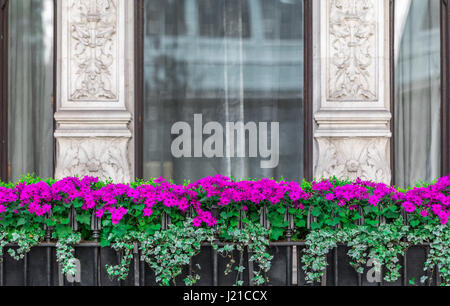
[0,175,449,234]
[0,174,448,285]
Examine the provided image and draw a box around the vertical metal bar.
[212,205,219,286]
[134,243,139,286]
[92,212,101,286]
[238,251,244,285]
[437,268,442,286]
[259,205,270,285]
[403,253,408,286]
[334,247,338,286]
[139,250,145,286]
[93,246,99,286]
[69,207,78,287]
[236,209,245,285]
[0,253,3,286]
[188,257,193,283]
[378,265,384,286]
[357,271,362,286]
[46,237,52,286]
[297,246,301,286]
[285,207,293,286]
[286,246,292,286]
[71,248,75,287]
[212,247,218,286]
[23,253,28,286]
[58,263,63,286]
[321,268,327,287]
[425,246,433,286]
[116,251,123,286]
[45,219,53,286]
[248,248,254,286]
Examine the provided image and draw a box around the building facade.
[0,0,449,187]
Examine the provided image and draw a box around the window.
[198,0,251,38]
[261,0,304,40]
[136,0,312,183]
[0,0,55,182]
[393,0,444,187]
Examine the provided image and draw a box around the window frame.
[390,0,450,184]
[0,0,8,182]
[441,0,450,176]
[0,0,57,182]
[134,0,314,181]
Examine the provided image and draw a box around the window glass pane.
[8,0,54,181]
[143,0,304,183]
[261,0,303,40]
[198,0,251,38]
[395,0,441,187]
[145,0,187,36]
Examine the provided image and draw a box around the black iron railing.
[0,207,443,286]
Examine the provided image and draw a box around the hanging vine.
[56,232,82,277]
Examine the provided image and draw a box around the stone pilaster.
[54,0,133,183]
[314,0,392,184]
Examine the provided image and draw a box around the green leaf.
[54,224,73,238]
[45,219,57,227]
[100,239,111,247]
[270,227,285,241]
[311,207,321,217]
[17,218,27,226]
[352,213,362,221]
[295,219,306,228]
[310,222,320,230]
[327,217,341,226]
[410,219,420,227]
[76,214,91,225]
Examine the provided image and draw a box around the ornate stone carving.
[55,137,131,183]
[315,138,391,184]
[69,0,118,101]
[328,0,377,101]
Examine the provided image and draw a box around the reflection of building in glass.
[395,0,441,187]
[395,0,440,90]
[143,0,304,98]
[142,0,305,182]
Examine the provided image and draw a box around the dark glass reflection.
[8,0,54,181]
[143,0,304,183]
[395,0,441,187]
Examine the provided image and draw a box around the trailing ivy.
[140,219,215,286]
[301,229,337,284]
[408,224,450,285]
[7,231,43,260]
[301,221,450,286]
[217,221,273,286]
[105,232,142,281]
[340,220,410,282]
[56,232,82,277]
[0,232,7,258]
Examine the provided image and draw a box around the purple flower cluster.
[189,175,310,208]
[318,177,450,225]
[0,186,17,215]
[0,174,449,227]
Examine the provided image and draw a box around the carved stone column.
[314,0,392,184]
[54,0,133,183]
